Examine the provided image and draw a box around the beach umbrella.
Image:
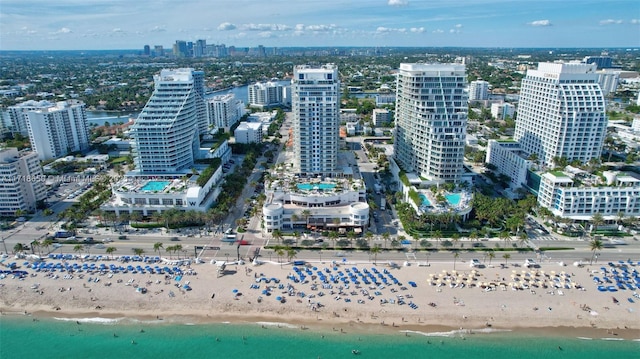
[232,289,238,293]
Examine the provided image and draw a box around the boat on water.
[352,349,361,355]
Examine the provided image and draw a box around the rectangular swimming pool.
[297,183,336,191]
[141,181,170,192]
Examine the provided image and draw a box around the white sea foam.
[255,321,298,329]
[400,328,511,337]
[600,337,625,341]
[576,337,593,340]
[53,317,124,325]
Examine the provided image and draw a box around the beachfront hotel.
[262,168,369,235]
[6,100,90,161]
[291,64,340,178]
[514,62,607,168]
[131,68,202,174]
[102,69,232,216]
[0,148,47,216]
[393,63,468,184]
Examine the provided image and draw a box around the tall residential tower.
[514,62,606,167]
[292,64,340,177]
[131,68,201,174]
[394,63,468,183]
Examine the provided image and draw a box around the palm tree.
[364,231,374,247]
[173,245,182,259]
[300,209,312,228]
[106,246,117,259]
[370,244,382,264]
[286,247,297,263]
[499,231,512,249]
[433,230,442,249]
[165,245,174,259]
[153,242,164,256]
[502,253,511,266]
[468,231,479,246]
[13,243,25,253]
[589,239,603,264]
[381,231,390,249]
[271,229,283,244]
[132,248,144,256]
[275,246,285,268]
[487,251,496,265]
[41,239,53,254]
[453,251,460,270]
[590,213,605,235]
[73,244,83,258]
[328,231,339,249]
[451,233,460,249]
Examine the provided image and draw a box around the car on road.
[102,238,113,243]
[524,258,538,268]
[94,244,105,249]
[470,259,482,268]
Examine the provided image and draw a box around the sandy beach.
[1,255,639,339]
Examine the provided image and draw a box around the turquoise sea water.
[1,316,638,359]
[140,181,170,192]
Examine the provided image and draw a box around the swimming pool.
[445,193,461,206]
[419,194,431,207]
[297,183,337,191]
[141,181,170,192]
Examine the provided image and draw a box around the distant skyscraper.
[194,39,206,57]
[173,40,188,57]
[143,45,150,56]
[292,64,340,177]
[153,45,164,57]
[514,62,606,167]
[394,63,468,183]
[468,80,489,101]
[583,56,613,69]
[131,69,202,173]
[20,100,90,160]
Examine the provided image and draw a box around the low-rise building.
[485,140,533,190]
[262,170,369,234]
[234,122,263,144]
[537,170,640,220]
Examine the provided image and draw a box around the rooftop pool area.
[419,193,431,207]
[141,180,171,192]
[297,183,337,191]
[445,193,462,206]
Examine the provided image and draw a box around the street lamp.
[225,253,230,263]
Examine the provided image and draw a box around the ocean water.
[0,316,638,359]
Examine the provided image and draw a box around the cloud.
[599,19,623,25]
[305,24,336,32]
[217,22,236,31]
[55,27,72,34]
[388,0,408,6]
[376,27,406,33]
[258,31,273,38]
[432,29,444,33]
[112,28,123,33]
[528,20,551,27]
[242,23,290,31]
[150,25,166,32]
[454,24,463,28]
[410,27,424,33]
[632,19,640,24]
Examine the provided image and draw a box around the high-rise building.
[21,100,90,161]
[514,62,606,167]
[143,45,150,56]
[394,63,468,183]
[131,68,202,174]
[468,80,489,101]
[194,39,206,57]
[205,93,246,132]
[583,56,613,69]
[291,64,340,177]
[248,81,285,109]
[153,45,164,57]
[6,100,54,136]
[0,148,47,216]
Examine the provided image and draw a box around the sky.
[1,0,639,50]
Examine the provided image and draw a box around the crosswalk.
[530,234,561,241]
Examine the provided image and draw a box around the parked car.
[470,259,482,268]
[524,258,538,268]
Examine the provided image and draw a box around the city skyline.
[1,0,639,51]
